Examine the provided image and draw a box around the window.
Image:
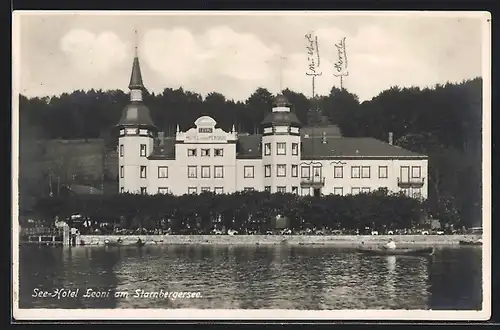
[351,166,360,178]
[351,187,360,195]
[334,187,343,195]
[214,187,224,194]
[264,186,271,192]
[201,166,210,178]
[120,166,124,178]
[292,143,299,155]
[244,166,254,178]
[244,187,254,192]
[264,143,271,156]
[277,142,286,155]
[214,148,224,157]
[120,187,124,193]
[277,164,286,177]
[214,166,224,178]
[140,187,147,195]
[188,166,197,178]
[277,186,286,193]
[201,149,210,157]
[158,166,168,178]
[140,166,147,178]
[334,166,343,178]
[291,186,298,194]
[412,166,421,178]
[361,166,371,178]
[302,187,310,196]
[158,187,169,194]
[201,187,210,193]
[188,187,197,194]
[265,165,271,177]
[119,144,124,157]
[140,144,147,157]
[313,167,322,178]
[187,149,197,157]
[361,187,371,194]
[301,166,310,178]
[291,165,298,177]
[378,166,388,179]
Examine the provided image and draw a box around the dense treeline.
[33,190,424,234]
[19,78,483,227]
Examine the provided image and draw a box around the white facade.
[118,115,428,199]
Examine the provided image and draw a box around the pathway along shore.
[77,234,483,247]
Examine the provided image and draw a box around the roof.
[116,101,156,129]
[62,184,103,195]
[236,134,262,159]
[234,135,426,159]
[144,134,425,160]
[261,111,302,127]
[301,137,426,158]
[272,94,291,107]
[148,137,176,160]
[129,56,144,90]
[301,125,342,137]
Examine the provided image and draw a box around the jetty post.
[63,223,70,247]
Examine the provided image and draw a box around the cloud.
[141,25,453,101]
[60,29,129,75]
[142,27,283,100]
[18,15,483,101]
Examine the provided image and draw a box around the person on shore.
[384,238,397,250]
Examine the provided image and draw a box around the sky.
[15,11,488,102]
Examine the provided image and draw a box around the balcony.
[397,177,425,189]
[300,176,325,188]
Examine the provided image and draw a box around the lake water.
[18,245,483,310]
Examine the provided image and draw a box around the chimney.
[388,132,393,145]
[158,132,165,146]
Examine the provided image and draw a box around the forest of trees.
[19,77,483,227]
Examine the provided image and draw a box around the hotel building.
[116,52,428,199]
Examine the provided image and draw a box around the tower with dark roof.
[116,33,157,194]
[260,94,302,194]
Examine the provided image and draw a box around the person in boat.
[383,238,397,250]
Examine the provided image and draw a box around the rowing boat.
[356,247,435,256]
[459,240,482,246]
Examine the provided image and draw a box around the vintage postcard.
[12,11,491,321]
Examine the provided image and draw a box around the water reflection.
[19,245,482,310]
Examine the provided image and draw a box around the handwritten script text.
[305,32,322,76]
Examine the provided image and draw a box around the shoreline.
[76,234,482,247]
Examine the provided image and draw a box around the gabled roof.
[236,134,262,159]
[301,137,426,158]
[148,137,176,160]
[144,134,425,160]
[301,125,342,138]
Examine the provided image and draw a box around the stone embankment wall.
[79,234,482,247]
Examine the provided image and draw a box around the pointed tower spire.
[129,29,144,92]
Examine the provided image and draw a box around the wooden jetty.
[19,226,69,247]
